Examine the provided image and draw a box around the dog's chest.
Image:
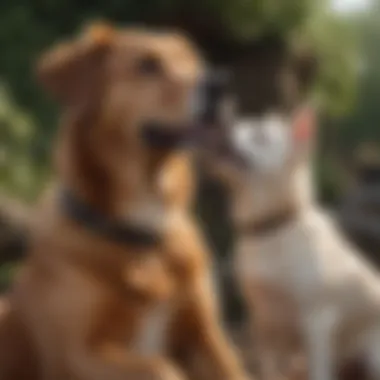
[132,302,173,355]
[238,214,380,315]
[122,251,179,355]
[236,217,346,303]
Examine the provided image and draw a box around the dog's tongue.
[192,124,248,168]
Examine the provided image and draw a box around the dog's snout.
[204,70,230,95]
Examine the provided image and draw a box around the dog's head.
[230,105,316,176]
[37,22,228,218]
[38,22,206,126]
[205,104,317,224]
[201,45,319,176]
[200,44,319,225]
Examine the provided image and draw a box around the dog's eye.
[136,54,162,76]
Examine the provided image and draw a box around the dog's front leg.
[364,328,380,380]
[67,345,187,380]
[168,259,248,380]
[303,308,337,380]
[164,217,248,380]
[254,323,286,380]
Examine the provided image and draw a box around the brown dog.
[0,23,248,380]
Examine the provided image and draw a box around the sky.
[332,0,371,13]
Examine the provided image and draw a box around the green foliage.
[329,2,380,158]
[0,85,51,201]
[315,152,346,204]
[293,12,359,115]
[215,0,316,39]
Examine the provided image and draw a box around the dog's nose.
[204,70,230,96]
[195,69,231,125]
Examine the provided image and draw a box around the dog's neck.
[289,161,316,209]
[55,111,171,236]
[232,162,315,235]
[59,188,162,246]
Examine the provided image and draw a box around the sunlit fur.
[231,114,292,175]
[0,23,247,380]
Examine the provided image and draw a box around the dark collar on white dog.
[60,189,161,247]
[236,209,297,237]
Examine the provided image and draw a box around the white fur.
[230,113,380,379]
[230,114,291,174]
[235,187,380,379]
[304,306,337,380]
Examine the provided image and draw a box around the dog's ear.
[292,48,319,96]
[36,22,115,104]
[293,105,316,144]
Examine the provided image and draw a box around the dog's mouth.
[141,122,195,150]
[140,70,233,152]
[199,108,306,178]
[189,69,256,169]
[199,125,249,166]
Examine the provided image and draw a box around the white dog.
[212,106,380,380]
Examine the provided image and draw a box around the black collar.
[141,122,195,150]
[60,189,160,247]
[236,209,297,237]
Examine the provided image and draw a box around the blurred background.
[1,0,380,327]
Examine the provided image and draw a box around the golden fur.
[0,23,247,380]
